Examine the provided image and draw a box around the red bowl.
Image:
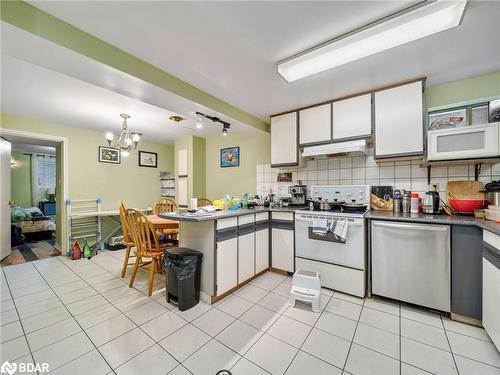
[448,199,485,213]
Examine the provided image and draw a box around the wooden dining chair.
[119,201,136,278]
[154,198,179,241]
[197,198,213,207]
[154,198,177,214]
[124,208,165,296]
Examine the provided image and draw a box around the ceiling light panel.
[278,1,467,82]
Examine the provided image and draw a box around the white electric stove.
[294,185,370,297]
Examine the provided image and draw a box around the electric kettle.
[423,191,440,214]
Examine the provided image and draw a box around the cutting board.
[446,180,484,200]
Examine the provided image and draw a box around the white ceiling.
[29,1,500,119]
[1,25,262,142]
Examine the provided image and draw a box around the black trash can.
[164,247,203,311]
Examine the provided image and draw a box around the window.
[36,157,56,188]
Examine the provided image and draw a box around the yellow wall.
[1,113,175,211]
[205,132,270,200]
[10,150,32,207]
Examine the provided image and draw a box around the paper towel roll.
[190,198,198,210]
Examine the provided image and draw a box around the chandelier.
[105,114,142,156]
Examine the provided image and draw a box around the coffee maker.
[288,184,307,206]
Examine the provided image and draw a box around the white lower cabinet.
[238,232,255,283]
[255,228,269,274]
[216,237,238,295]
[483,230,500,350]
[272,228,294,272]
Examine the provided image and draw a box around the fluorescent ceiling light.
[278,1,467,82]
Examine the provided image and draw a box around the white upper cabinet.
[271,112,298,167]
[332,94,372,141]
[374,81,424,159]
[299,104,331,146]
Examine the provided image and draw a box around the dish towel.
[333,220,349,241]
[312,220,329,236]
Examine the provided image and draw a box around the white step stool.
[289,269,321,313]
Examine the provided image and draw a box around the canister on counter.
[410,193,420,214]
[393,189,402,212]
[402,191,411,213]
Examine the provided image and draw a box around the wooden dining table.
[146,214,179,231]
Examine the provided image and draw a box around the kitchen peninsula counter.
[158,206,303,222]
[158,206,301,304]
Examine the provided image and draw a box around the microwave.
[427,122,499,161]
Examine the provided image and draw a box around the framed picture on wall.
[489,99,500,123]
[220,146,240,168]
[428,107,467,130]
[98,146,120,164]
[138,151,158,168]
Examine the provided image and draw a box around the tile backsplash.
[256,148,500,201]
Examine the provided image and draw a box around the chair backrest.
[197,198,213,207]
[118,201,133,245]
[124,208,161,257]
[154,198,177,214]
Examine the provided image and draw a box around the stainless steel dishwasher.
[371,220,451,312]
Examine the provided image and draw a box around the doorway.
[5,142,60,266]
[0,129,68,266]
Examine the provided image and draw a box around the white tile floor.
[1,249,499,375]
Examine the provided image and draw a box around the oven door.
[295,213,365,270]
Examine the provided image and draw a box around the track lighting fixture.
[195,111,230,136]
[195,115,203,129]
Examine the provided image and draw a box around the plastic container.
[410,193,420,214]
[164,248,203,311]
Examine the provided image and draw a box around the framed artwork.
[98,146,120,164]
[138,151,158,168]
[428,108,467,130]
[220,146,240,168]
[489,99,500,123]
[277,172,292,182]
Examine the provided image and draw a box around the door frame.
[0,128,69,254]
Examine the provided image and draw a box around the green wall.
[10,150,31,207]
[1,113,175,212]
[427,71,500,111]
[205,132,270,201]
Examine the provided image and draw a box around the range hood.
[302,140,368,159]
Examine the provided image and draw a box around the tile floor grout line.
[2,264,41,370]
[210,279,294,374]
[176,276,291,372]
[5,254,497,375]
[340,295,367,372]
[399,303,402,375]
[440,314,460,374]
[54,257,186,373]
[26,258,118,375]
[283,292,342,375]
[451,353,500,371]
